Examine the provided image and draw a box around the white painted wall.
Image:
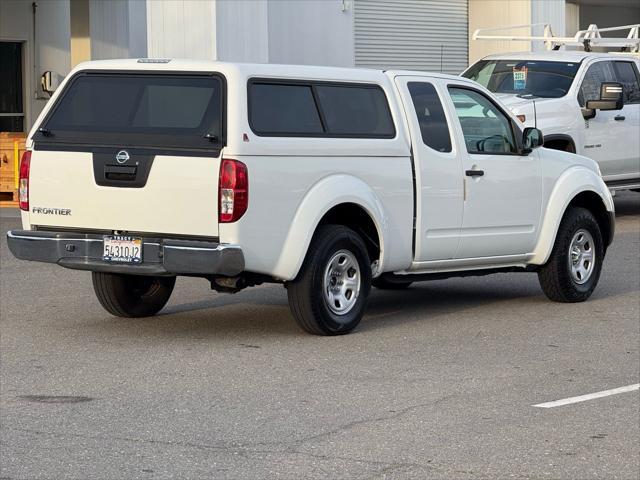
[469,0,531,65]
[215,0,268,62]
[146,0,215,60]
[90,0,146,60]
[565,2,580,37]
[89,0,128,59]
[268,0,354,67]
[531,0,565,51]
[146,0,353,66]
[469,0,566,64]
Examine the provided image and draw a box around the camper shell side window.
[248,78,396,138]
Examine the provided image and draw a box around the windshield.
[462,60,580,98]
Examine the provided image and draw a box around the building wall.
[71,0,91,67]
[267,0,354,67]
[89,0,146,60]
[354,0,468,75]
[0,0,71,130]
[565,2,580,37]
[215,0,353,66]
[215,0,268,62]
[469,0,532,64]
[578,4,640,29]
[530,0,565,51]
[146,0,215,60]
[469,0,566,64]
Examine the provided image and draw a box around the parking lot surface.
[1,192,638,480]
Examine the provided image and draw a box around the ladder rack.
[472,23,640,53]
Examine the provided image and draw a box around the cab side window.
[578,61,615,107]
[407,82,452,153]
[613,61,640,104]
[448,87,516,154]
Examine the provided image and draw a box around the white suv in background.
[463,52,640,192]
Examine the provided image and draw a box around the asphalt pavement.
[1,192,638,479]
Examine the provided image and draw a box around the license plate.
[103,236,142,263]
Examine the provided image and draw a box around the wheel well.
[567,191,613,247]
[318,203,380,261]
[544,135,576,153]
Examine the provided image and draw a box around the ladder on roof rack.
[472,23,640,53]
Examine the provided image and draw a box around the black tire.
[538,207,604,303]
[632,189,640,193]
[92,272,176,317]
[372,276,413,290]
[287,225,372,335]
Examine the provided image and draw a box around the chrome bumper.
[7,230,244,276]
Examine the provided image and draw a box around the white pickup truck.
[462,51,640,192]
[7,59,615,335]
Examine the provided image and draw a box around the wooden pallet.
[0,191,18,208]
[0,133,26,208]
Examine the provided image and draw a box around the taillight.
[19,150,31,211]
[219,158,248,223]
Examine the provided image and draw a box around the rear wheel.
[92,272,176,317]
[538,207,603,302]
[287,225,371,335]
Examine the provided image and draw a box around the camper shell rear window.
[35,71,225,151]
[248,78,396,138]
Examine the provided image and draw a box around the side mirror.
[523,127,544,153]
[585,82,623,111]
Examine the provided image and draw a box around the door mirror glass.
[585,82,623,111]
[523,127,543,151]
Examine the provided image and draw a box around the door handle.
[614,115,625,121]
[465,169,484,177]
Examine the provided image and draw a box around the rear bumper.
[7,230,244,277]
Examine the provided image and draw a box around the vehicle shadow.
[83,266,636,340]
[614,191,640,217]
[122,273,544,338]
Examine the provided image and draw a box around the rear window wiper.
[38,127,53,137]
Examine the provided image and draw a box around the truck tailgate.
[28,149,220,237]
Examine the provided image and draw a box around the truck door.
[578,60,640,181]
[395,76,463,262]
[611,60,640,180]
[445,84,543,258]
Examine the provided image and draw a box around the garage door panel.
[355,0,468,74]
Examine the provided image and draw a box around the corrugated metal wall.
[354,0,468,75]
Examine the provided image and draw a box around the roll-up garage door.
[354,0,468,75]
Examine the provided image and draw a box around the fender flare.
[529,166,614,265]
[271,174,387,280]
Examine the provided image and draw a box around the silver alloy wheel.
[323,249,361,316]
[568,228,595,285]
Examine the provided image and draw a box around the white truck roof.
[70,58,470,84]
[479,51,635,63]
[71,58,391,82]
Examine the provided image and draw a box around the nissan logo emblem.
[115,150,130,164]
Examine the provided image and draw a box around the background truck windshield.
[38,73,223,150]
[463,60,580,98]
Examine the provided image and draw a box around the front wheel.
[92,272,176,317]
[537,207,604,302]
[287,225,372,335]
